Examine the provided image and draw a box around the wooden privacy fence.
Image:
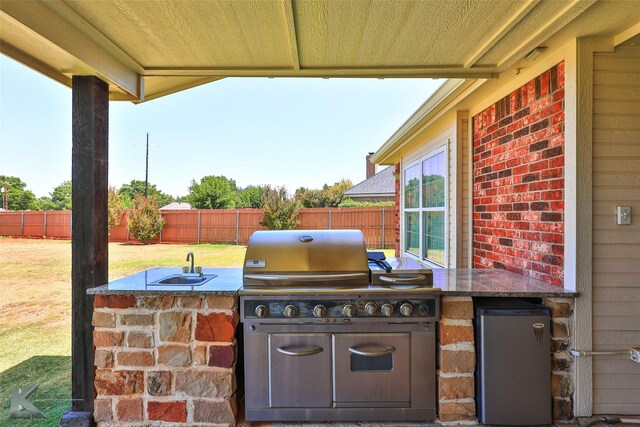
[0,207,395,248]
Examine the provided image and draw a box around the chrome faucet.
[186,252,195,274]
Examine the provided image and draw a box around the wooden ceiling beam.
[496,0,597,70]
[463,0,540,69]
[0,0,143,100]
[142,77,226,102]
[0,40,72,88]
[614,20,640,46]
[142,66,498,79]
[283,0,301,70]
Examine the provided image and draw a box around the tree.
[0,175,38,210]
[36,196,56,211]
[118,180,174,208]
[187,175,238,209]
[297,188,328,208]
[294,187,308,198]
[237,185,264,208]
[127,194,164,244]
[324,178,353,206]
[50,180,72,210]
[295,178,353,208]
[108,187,125,234]
[260,186,300,230]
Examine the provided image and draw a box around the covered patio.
[1,0,639,424]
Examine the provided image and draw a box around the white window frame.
[401,144,448,267]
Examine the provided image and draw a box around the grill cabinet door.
[268,333,331,408]
[333,333,411,406]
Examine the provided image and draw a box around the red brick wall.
[472,62,565,286]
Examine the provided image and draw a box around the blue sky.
[0,55,441,198]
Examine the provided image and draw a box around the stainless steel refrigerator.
[475,298,552,425]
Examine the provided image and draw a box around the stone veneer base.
[438,296,575,424]
[90,293,574,425]
[91,295,238,426]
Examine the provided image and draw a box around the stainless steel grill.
[243,229,370,286]
[240,229,439,422]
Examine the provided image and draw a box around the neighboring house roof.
[345,167,394,198]
[159,202,192,210]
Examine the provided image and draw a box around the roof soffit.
[0,0,611,102]
[371,0,640,164]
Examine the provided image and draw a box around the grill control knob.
[283,304,298,317]
[365,302,378,316]
[381,303,394,317]
[313,305,327,318]
[400,303,414,317]
[255,305,269,318]
[343,304,357,318]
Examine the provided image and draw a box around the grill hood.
[243,229,370,287]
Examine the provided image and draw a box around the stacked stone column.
[438,296,476,423]
[92,294,238,426]
[544,297,574,420]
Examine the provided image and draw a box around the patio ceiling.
[1,0,638,102]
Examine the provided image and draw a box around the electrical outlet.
[617,206,632,225]
[630,348,640,364]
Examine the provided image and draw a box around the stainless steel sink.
[149,274,217,286]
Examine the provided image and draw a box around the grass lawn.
[0,238,245,426]
[0,237,393,425]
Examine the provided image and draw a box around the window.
[403,149,446,265]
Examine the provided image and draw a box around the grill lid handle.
[348,345,396,357]
[276,345,323,357]
[244,273,369,282]
[378,274,427,283]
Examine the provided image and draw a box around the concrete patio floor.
[234,397,640,426]
[236,413,640,427]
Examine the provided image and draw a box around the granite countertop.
[88,265,577,298]
[87,267,242,296]
[432,269,578,297]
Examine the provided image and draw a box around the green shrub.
[260,186,300,230]
[127,194,165,244]
[338,198,394,207]
[108,187,125,234]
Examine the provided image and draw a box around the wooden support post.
[71,75,109,413]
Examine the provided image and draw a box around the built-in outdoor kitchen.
[5,2,639,425]
[88,229,577,426]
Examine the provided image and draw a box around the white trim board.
[565,37,615,417]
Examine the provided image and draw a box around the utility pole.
[144,132,149,197]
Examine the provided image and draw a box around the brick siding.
[472,62,565,286]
